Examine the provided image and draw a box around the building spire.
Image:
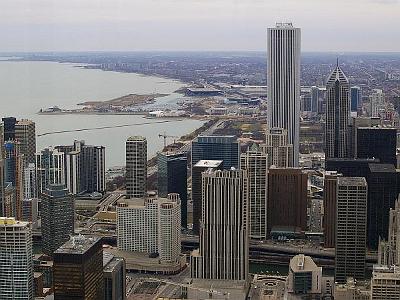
[336,57,339,67]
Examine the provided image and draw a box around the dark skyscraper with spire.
[325,61,350,159]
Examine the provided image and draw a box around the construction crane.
[158,132,179,148]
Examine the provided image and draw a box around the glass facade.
[157,152,187,227]
[191,136,239,170]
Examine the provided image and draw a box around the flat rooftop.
[194,160,223,168]
[54,235,101,255]
[127,136,146,142]
[369,163,397,173]
[103,252,124,272]
[104,247,186,274]
[338,177,367,186]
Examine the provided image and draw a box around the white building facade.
[240,147,268,239]
[35,147,65,195]
[117,193,181,262]
[267,23,301,166]
[0,217,33,300]
[191,169,249,281]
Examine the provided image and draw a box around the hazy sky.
[0,0,399,52]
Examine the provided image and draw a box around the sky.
[0,0,399,52]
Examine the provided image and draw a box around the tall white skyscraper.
[267,22,301,166]
[191,169,249,281]
[325,63,350,159]
[0,217,33,300]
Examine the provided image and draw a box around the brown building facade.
[53,235,104,300]
[323,171,341,248]
[267,168,308,233]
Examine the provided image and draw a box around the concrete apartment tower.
[126,136,147,198]
[369,89,384,118]
[191,169,249,281]
[35,147,65,195]
[335,177,368,283]
[41,184,75,256]
[4,140,24,219]
[325,62,350,159]
[191,160,223,235]
[240,145,268,239]
[116,193,181,263]
[0,217,33,300]
[267,23,301,166]
[15,119,36,165]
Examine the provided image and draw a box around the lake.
[0,60,204,167]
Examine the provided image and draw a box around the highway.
[181,235,378,263]
[178,119,226,153]
[97,192,123,212]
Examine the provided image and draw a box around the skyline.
[0,0,399,52]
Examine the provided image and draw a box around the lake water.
[0,60,204,167]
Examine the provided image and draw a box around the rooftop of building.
[325,170,342,177]
[195,135,237,143]
[103,252,124,272]
[126,136,146,142]
[326,157,380,163]
[43,184,70,198]
[369,163,397,173]
[117,194,179,209]
[194,160,223,168]
[54,235,101,255]
[0,217,29,227]
[158,151,186,158]
[268,167,304,173]
[249,275,286,300]
[202,168,243,177]
[16,119,35,125]
[373,265,400,275]
[275,22,294,28]
[358,125,396,130]
[338,177,367,186]
[289,254,320,272]
[104,246,186,273]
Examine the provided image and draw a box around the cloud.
[0,0,399,51]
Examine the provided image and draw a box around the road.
[97,192,123,212]
[179,119,226,153]
[181,235,378,262]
